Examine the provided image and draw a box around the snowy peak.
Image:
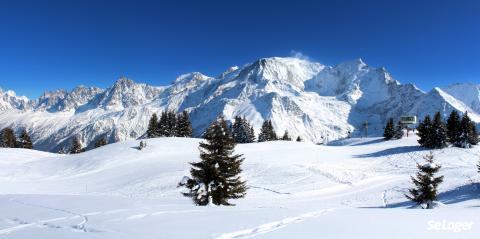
[0,88,30,111]
[97,77,162,110]
[442,83,480,113]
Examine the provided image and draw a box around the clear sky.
[0,0,479,98]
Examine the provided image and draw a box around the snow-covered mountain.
[0,57,478,152]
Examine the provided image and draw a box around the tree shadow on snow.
[350,138,386,146]
[353,146,424,158]
[437,183,480,205]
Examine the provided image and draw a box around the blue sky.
[0,0,479,98]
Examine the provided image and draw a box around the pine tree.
[394,121,404,139]
[406,153,444,209]
[94,137,107,148]
[281,130,291,141]
[0,127,17,148]
[383,118,395,140]
[146,113,159,138]
[296,136,302,142]
[158,111,169,137]
[179,117,247,206]
[417,115,432,148]
[176,111,193,137]
[69,137,83,154]
[458,112,478,148]
[258,120,277,142]
[167,111,178,137]
[232,116,255,143]
[17,129,33,149]
[430,112,448,148]
[446,110,461,146]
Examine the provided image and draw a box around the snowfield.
[0,136,479,238]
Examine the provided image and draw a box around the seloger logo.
[428,220,474,232]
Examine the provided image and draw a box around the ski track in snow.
[0,198,98,234]
[215,209,334,239]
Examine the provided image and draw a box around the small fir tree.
[459,112,478,148]
[158,111,169,137]
[296,136,302,142]
[146,113,159,138]
[281,130,291,141]
[94,137,107,148]
[69,137,83,154]
[138,140,146,150]
[179,117,247,206]
[17,129,33,149]
[232,116,255,143]
[393,121,404,139]
[446,110,461,146]
[176,111,193,137]
[406,153,444,209]
[258,120,277,142]
[0,127,17,148]
[383,118,395,140]
[417,115,432,148]
[430,112,448,148]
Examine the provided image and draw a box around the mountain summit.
[0,57,478,152]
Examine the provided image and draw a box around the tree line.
[146,110,193,138]
[417,111,478,149]
[0,127,33,149]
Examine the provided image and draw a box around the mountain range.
[1,56,479,152]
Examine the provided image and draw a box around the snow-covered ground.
[0,136,479,238]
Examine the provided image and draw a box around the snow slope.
[0,57,479,151]
[0,136,479,238]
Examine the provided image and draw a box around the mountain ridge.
[0,56,479,152]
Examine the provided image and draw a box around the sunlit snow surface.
[0,136,479,238]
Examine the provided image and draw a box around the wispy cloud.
[289,50,310,61]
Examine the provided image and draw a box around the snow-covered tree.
[158,111,169,137]
[383,118,395,140]
[17,129,33,149]
[458,112,478,148]
[406,153,444,209]
[94,137,107,148]
[281,130,291,141]
[447,110,461,146]
[69,137,83,154]
[258,120,277,142]
[176,111,193,137]
[146,113,159,138]
[0,127,17,148]
[179,117,247,206]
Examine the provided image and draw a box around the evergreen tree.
[69,137,83,154]
[430,112,448,148]
[176,111,193,137]
[406,153,444,209]
[146,113,159,138]
[179,117,247,206]
[458,112,478,148]
[446,110,461,146]
[281,130,291,141]
[296,136,302,142]
[158,111,169,137]
[94,137,107,148]
[417,115,432,148]
[258,120,277,142]
[394,121,404,139]
[167,111,178,136]
[383,118,395,140]
[232,116,255,143]
[0,127,17,148]
[17,129,33,149]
